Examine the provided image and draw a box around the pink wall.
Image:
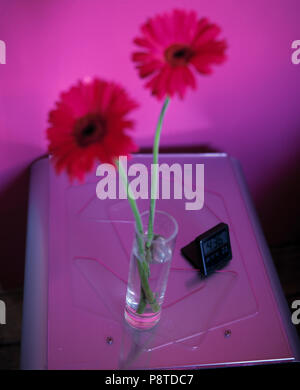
[1,0,300,287]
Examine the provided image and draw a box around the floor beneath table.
[0,244,299,370]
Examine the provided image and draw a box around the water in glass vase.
[124,211,178,330]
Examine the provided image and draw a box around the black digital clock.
[181,223,232,278]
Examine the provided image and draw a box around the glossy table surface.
[21,154,300,369]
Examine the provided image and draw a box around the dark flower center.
[164,44,194,67]
[74,113,106,147]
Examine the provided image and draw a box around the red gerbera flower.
[47,78,139,181]
[132,9,227,99]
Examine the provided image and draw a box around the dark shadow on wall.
[0,167,31,290]
[256,155,300,247]
[140,144,222,154]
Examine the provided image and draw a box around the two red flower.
[47,9,227,181]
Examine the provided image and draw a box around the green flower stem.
[136,289,147,314]
[116,158,144,254]
[116,158,160,313]
[147,97,170,248]
[136,245,152,313]
[136,259,160,313]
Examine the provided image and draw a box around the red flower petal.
[135,58,163,78]
[132,9,227,99]
[47,78,139,182]
[192,21,222,48]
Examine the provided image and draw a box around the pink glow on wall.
[0,0,300,287]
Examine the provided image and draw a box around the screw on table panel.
[106,336,113,345]
[224,329,231,338]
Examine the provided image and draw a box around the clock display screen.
[181,223,232,278]
[203,230,228,256]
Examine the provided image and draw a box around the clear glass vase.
[124,210,178,330]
